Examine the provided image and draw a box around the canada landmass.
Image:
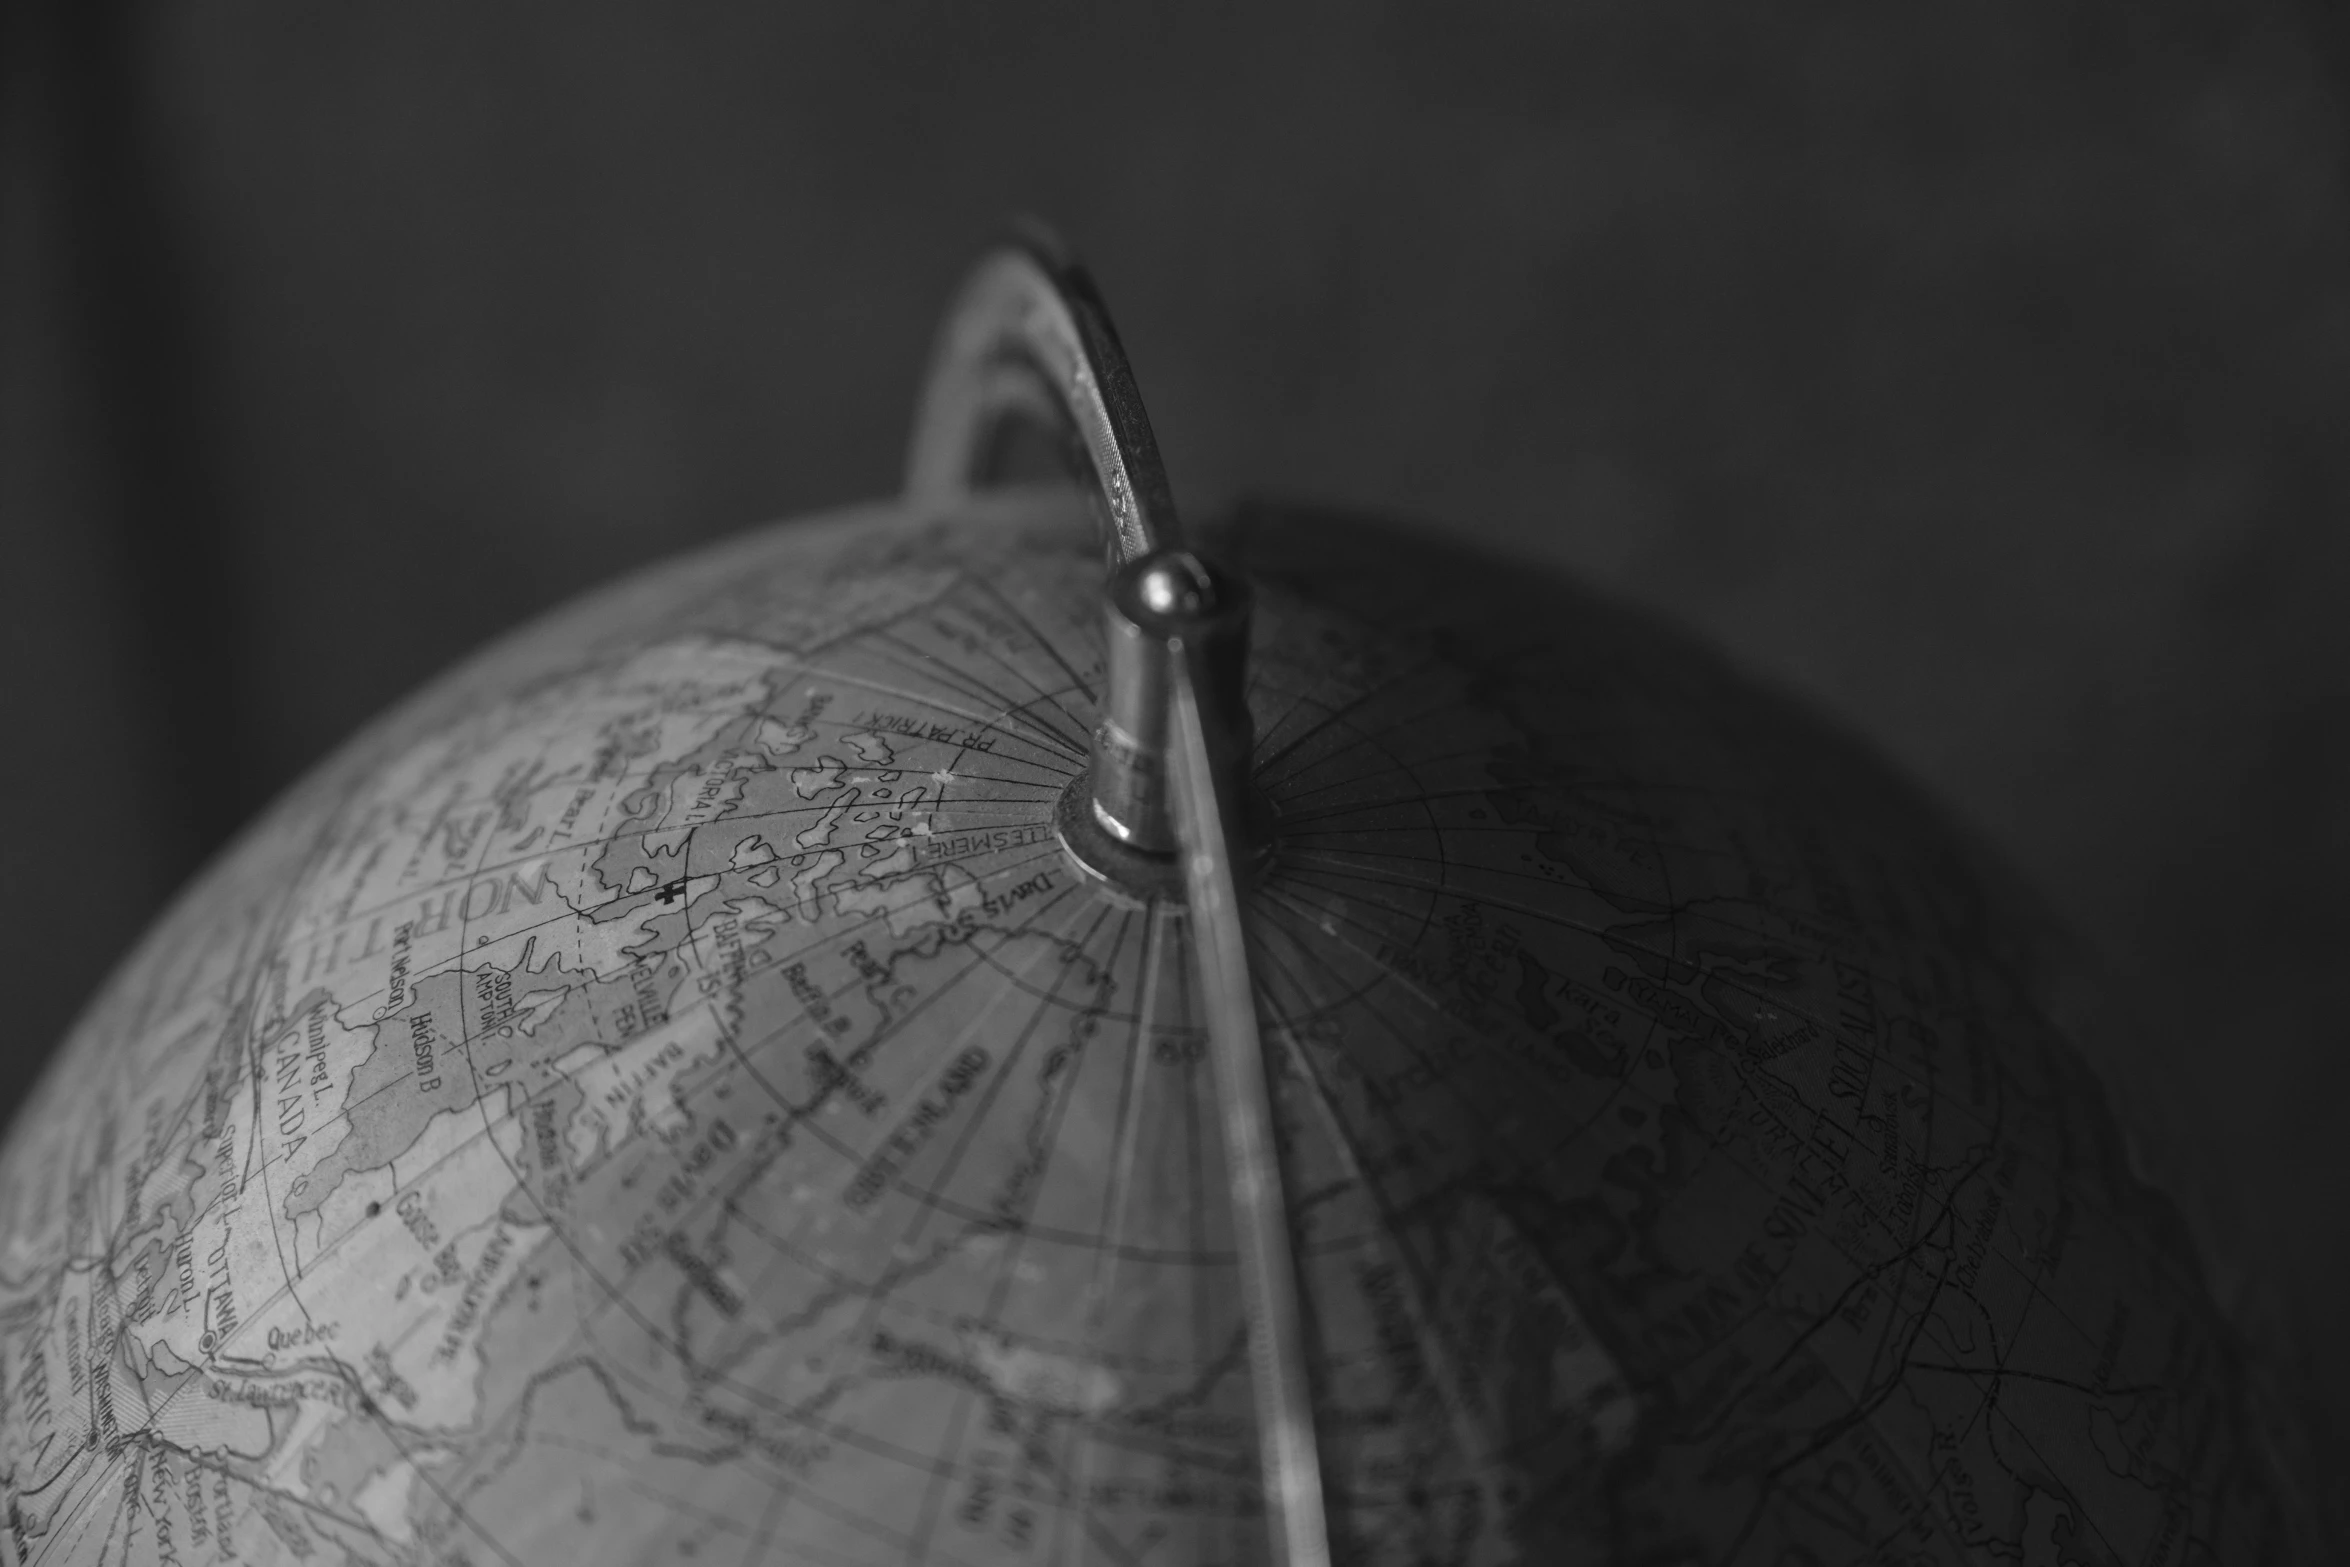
[283,948,695,1227]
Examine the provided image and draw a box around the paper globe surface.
[0,492,2317,1565]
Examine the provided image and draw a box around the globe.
[0,242,2324,1567]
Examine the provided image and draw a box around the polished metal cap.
[1087,550,1253,855]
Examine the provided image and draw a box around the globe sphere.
[0,485,2321,1566]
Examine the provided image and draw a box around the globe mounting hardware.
[1049,548,1259,900]
[906,228,1334,1567]
[905,220,1176,563]
[4,211,2322,1563]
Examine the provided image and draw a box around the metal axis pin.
[1057,548,1255,898]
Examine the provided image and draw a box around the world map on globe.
[0,492,2319,1565]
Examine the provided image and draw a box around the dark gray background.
[6,0,2347,1456]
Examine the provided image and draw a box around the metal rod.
[903,225,1178,564]
[908,233,1330,1565]
[1169,639,1333,1567]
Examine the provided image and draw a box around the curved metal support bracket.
[1169,636,1333,1567]
[904,224,1180,564]
[906,230,1332,1567]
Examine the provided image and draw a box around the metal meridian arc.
[906,232,1334,1567]
[1168,642,1334,1567]
[904,225,1178,564]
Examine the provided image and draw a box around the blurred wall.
[5,0,2348,1423]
